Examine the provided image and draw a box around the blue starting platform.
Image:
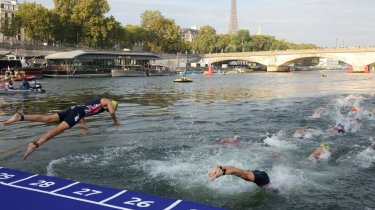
[0,167,222,210]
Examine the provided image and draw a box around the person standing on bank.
[2,98,119,160]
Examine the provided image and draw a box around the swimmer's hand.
[81,125,88,135]
[208,165,224,181]
[23,142,37,160]
[114,121,120,128]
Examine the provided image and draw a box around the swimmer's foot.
[23,142,38,160]
[3,112,24,125]
[208,165,224,181]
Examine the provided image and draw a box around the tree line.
[0,0,317,53]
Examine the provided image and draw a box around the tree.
[232,30,251,52]
[52,0,80,46]
[216,34,233,53]
[0,17,11,40]
[191,25,218,53]
[16,2,52,43]
[123,24,151,51]
[140,10,185,53]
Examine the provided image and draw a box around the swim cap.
[111,100,118,111]
[320,143,329,150]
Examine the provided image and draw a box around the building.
[43,50,160,77]
[0,0,23,42]
[179,28,199,43]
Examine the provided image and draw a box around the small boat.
[0,87,46,94]
[111,65,147,77]
[0,75,36,82]
[174,77,193,83]
[0,82,46,94]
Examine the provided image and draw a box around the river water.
[0,70,374,210]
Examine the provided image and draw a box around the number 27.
[73,188,102,197]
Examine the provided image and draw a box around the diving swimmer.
[208,165,277,191]
[2,98,119,160]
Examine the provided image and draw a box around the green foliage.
[140,10,185,53]
[16,2,52,43]
[232,30,251,52]
[12,1,318,52]
[191,25,218,53]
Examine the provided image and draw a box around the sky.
[22,0,375,47]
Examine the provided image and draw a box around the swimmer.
[218,136,240,145]
[328,124,346,134]
[351,107,362,113]
[307,143,331,160]
[208,165,277,191]
[293,129,313,139]
[371,141,375,150]
[312,107,329,118]
[2,98,120,160]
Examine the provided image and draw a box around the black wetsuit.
[252,170,270,187]
[57,98,105,128]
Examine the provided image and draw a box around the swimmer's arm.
[101,98,120,127]
[80,118,88,135]
[221,166,255,182]
[110,112,120,127]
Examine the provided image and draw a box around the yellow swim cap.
[111,100,118,111]
[320,143,329,150]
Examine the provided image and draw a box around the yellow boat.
[174,77,193,83]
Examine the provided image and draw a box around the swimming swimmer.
[293,129,313,139]
[329,124,345,134]
[217,136,240,145]
[312,107,329,118]
[208,165,277,191]
[371,141,375,150]
[2,98,120,160]
[307,143,331,160]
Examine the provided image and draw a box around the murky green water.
[0,71,374,209]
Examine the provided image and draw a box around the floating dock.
[0,167,222,210]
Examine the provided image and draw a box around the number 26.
[124,197,154,208]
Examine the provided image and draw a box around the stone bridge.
[202,48,375,72]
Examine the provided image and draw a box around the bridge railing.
[203,46,375,57]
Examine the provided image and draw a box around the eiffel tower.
[228,0,238,34]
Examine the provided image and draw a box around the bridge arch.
[204,58,268,67]
[276,53,351,67]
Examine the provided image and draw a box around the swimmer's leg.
[4,113,60,125]
[23,121,70,160]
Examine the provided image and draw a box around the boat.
[174,77,193,83]
[0,81,46,94]
[0,74,36,82]
[148,65,176,76]
[111,65,147,77]
[178,70,203,75]
[320,71,328,77]
[44,50,159,78]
